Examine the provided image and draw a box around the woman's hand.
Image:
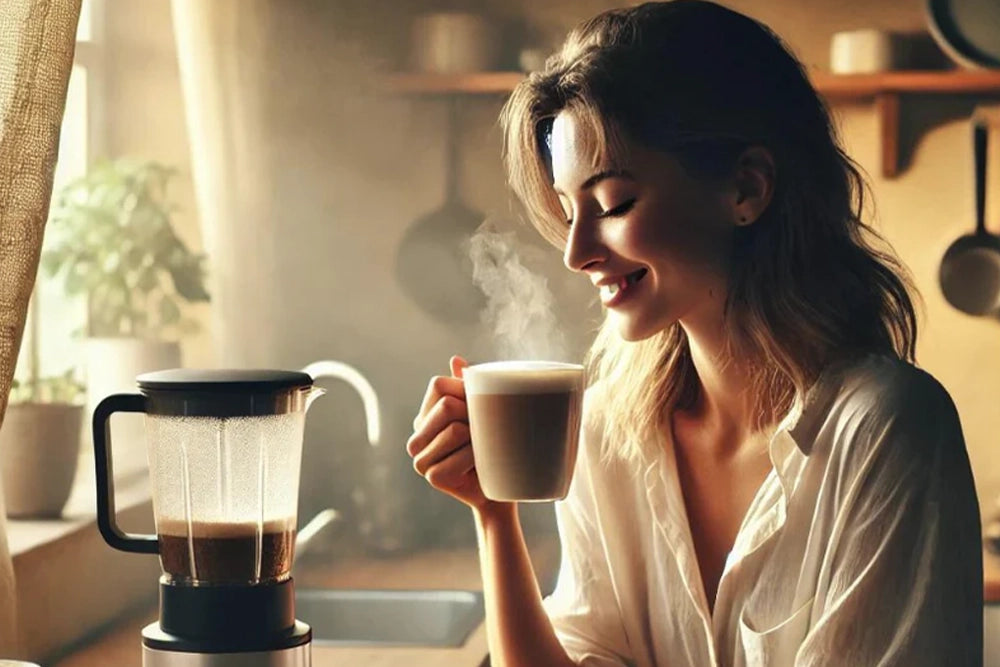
[407,355,506,514]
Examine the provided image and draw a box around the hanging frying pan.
[395,98,486,325]
[939,119,1000,315]
[926,0,1000,69]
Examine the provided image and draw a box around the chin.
[612,311,674,342]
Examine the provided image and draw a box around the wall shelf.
[815,71,1000,177]
[385,70,1000,178]
[384,71,525,94]
[812,70,1000,98]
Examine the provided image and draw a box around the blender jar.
[93,369,323,586]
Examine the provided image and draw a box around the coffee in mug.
[464,361,585,501]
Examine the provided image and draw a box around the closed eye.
[563,198,637,226]
[599,198,636,219]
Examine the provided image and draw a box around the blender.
[93,369,327,666]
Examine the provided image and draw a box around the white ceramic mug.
[410,12,500,74]
[464,361,585,502]
[830,29,894,74]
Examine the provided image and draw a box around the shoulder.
[813,354,964,476]
[832,354,959,430]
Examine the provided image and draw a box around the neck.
[675,310,766,451]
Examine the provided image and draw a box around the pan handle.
[975,119,988,236]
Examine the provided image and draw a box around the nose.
[563,218,605,273]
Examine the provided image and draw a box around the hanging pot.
[939,119,1000,316]
[925,0,1000,69]
[395,98,485,325]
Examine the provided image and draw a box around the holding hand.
[407,355,503,513]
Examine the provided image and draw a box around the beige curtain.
[0,0,81,655]
[171,0,277,367]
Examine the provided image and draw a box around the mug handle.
[93,393,159,554]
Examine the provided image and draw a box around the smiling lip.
[598,269,648,307]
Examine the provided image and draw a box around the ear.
[731,146,775,227]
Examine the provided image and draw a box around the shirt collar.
[786,357,856,452]
[769,356,857,496]
[641,355,860,524]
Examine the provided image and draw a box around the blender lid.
[135,369,315,417]
[137,369,313,392]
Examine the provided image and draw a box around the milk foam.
[464,361,585,395]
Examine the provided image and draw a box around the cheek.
[630,205,733,272]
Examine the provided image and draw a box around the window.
[18,0,103,388]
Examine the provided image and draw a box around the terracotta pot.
[0,403,84,518]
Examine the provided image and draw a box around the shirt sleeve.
[542,430,633,666]
[795,372,983,667]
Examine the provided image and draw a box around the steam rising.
[468,226,568,362]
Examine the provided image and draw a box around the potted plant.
[0,350,85,517]
[41,158,210,476]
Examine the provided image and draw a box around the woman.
[405,2,983,665]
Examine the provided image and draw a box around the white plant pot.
[82,339,182,481]
[0,403,85,518]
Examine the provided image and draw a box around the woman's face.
[550,111,739,342]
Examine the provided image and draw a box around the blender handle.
[93,393,159,554]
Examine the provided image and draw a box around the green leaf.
[102,252,121,274]
[39,250,65,277]
[43,157,210,340]
[135,267,158,292]
[168,255,211,302]
[159,296,181,326]
[64,264,89,296]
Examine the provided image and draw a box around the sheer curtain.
[171,0,277,368]
[0,0,81,655]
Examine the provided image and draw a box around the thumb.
[450,355,469,379]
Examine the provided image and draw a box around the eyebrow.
[553,168,635,196]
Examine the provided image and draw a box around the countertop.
[51,535,560,667]
[46,541,1000,666]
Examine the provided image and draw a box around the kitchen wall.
[101,0,1000,545]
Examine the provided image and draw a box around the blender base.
[142,642,310,666]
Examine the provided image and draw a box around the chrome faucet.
[295,359,382,560]
[301,359,381,445]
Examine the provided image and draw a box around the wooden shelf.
[813,71,1000,177]
[384,71,525,94]
[812,70,1000,98]
[386,70,1000,178]
[385,69,1000,96]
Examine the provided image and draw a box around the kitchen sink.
[294,588,485,647]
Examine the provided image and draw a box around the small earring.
[740,216,747,223]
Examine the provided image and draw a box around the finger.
[412,422,472,476]
[414,374,465,430]
[450,355,469,379]
[407,394,469,458]
[424,442,476,490]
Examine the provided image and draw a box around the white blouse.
[542,354,983,666]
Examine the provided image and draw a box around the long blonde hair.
[500,1,917,463]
